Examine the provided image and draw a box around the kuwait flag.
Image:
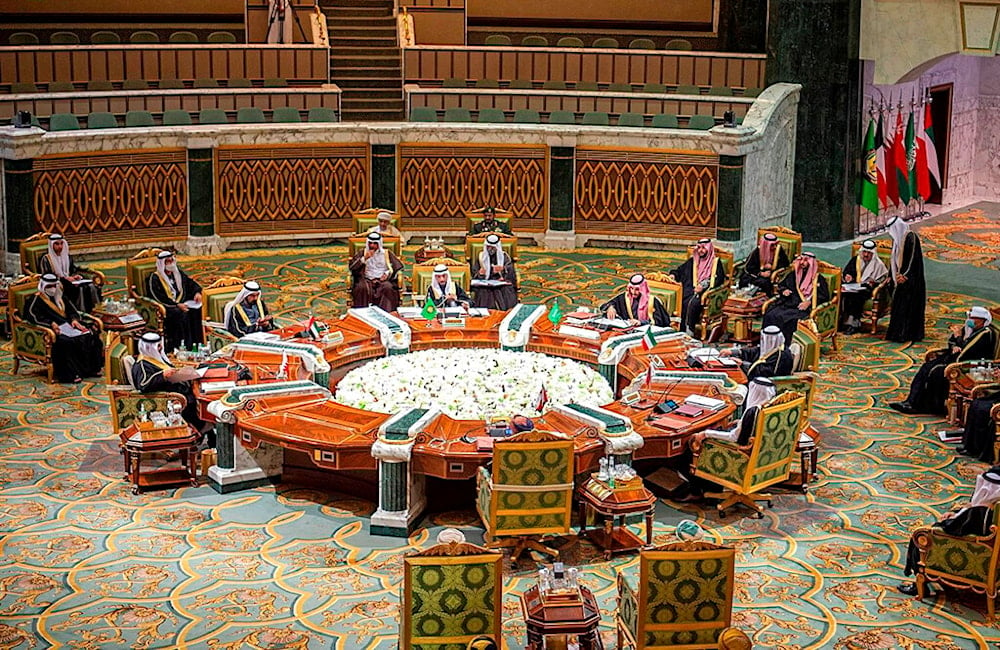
[860,117,879,215]
[641,326,658,351]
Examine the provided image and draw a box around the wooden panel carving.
[575,147,718,239]
[398,144,547,231]
[33,150,188,248]
[216,145,369,236]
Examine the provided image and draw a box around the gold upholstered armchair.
[201,276,245,351]
[125,248,168,333]
[943,327,1000,425]
[733,225,802,287]
[465,207,514,234]
[9,274,104,383]
[847,239,894,333]
[345,235,405,308]
[105,331,187,439]
[763,260,842,352]
[684,246,735,342]
[476,429,575,559]
[692,391,805,517]
[401,538,503,649]
[352,207,401,235]
[20,232,107,291]
[913,506,1000,620]
[617,538,738,649]
[411,257,471,305]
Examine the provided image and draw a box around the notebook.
[673,404,705,418]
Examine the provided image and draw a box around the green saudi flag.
[547,300,563,325]
[860,118,879,215]
[421,298,437,320]
[899,111,916,205]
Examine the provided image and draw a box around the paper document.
[57,323,86,337]
[397,307,422,319]
[840,283,865,293]
[589,318,631,329]
[467,307,490,317]
[119,313,144,324]
[182,300,202,309]
[685,394,726,410]
[938,430,963,443]
[71,278,93,285]
[470,279,511,288]
[201,380,237,393]
[242,332,280,341]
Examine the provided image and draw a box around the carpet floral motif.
[0,243,998,647]
[913,202,1000,271]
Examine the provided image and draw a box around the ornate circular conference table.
[197,304,745,536]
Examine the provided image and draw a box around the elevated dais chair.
[465,233,518,265]
[401,538,503,649]
[346,234,405,307]
[352,208,401,236]
[617,538,737,649]
[476,429,576,559]
[411,257,470,302]
[465,207,513,235]
[642,271,684,327]
[201,277,246,351]
[692,391,805,517]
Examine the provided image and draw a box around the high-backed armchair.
[346,236,405,308]
[9,274,104,382]
[412,257,472,301]
[693,391,805,517]
[641,271,683,326]
[465,207,513,234]
[201,276,245,351]
[617,539,737,649]
[848,239,894,333]
[125,248,168,333]
[465,232,519,264]
[20,232,107,289]
[401,538,503,650]
[105,331,188,435]
[944,328,1000,425]
[913,506,1000,619]
[733,226,802,287]
[790,325,820,372]
[763,260,841,352]
[476,429,575,559]
[352,207,400,235]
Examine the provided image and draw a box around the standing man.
[39,233,102,313]
[147,250,203,352]
[349,232,404,312]
[670,238,727,335]
[840,240,889,335]
[471,234,518,310]
[24,274,104,383]
[224,281,276,337]
[885,217,926,343]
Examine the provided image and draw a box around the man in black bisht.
[738,232,790,296]
[721,325,794,380]
[670,238,727,335]
[890,306,997,416]
[762,252,830,345]
[885,216,926,343]
[131,331,208,434]
[39,233,102,313]
[957,386,1000,462]
[147,250,204,352]
[600,273,672,327]
[224,281,275,338]
[24,274,103,383]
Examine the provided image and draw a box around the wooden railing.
[0,87,342,126]
[405,86,753,122]
[403,45,765,90]
[0,44,330,90]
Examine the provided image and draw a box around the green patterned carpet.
[1,243,999,649]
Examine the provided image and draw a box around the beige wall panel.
[412,12,466,45]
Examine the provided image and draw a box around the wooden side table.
[119,422,199,494]
[520,584,604,650]
[577,475,656,559]
[723,292,766,344]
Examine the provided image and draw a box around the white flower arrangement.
[335,348,614,420]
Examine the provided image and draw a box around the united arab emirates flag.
[860,117,879,215]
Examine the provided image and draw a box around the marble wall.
[860,0,961,85]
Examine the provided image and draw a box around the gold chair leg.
[12,356,19,375]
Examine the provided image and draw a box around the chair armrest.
[971,383,1000,400]
[870,279,891,301]
[925,348,949,363]
[80,268,107,286]
[12,318,55,356]
[476,466,493,520]
[79,313,104,333]
[772,267,793,286]
[134,296,166,331]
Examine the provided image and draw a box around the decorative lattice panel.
[575,148,718,239]
[216,145,369,236]
[33,151,188,247]
[399,144,547,231]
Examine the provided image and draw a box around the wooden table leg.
[645,510,653,545]
[130,450,141,494]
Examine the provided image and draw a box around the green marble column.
[4,159,34,256]
[717,155,744,243]
[381,461,408,513]
[371,144,396,210]
[548,146,574,231]
[188,148,214,237]
[766,0,862,242]
[215,422,235,470]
